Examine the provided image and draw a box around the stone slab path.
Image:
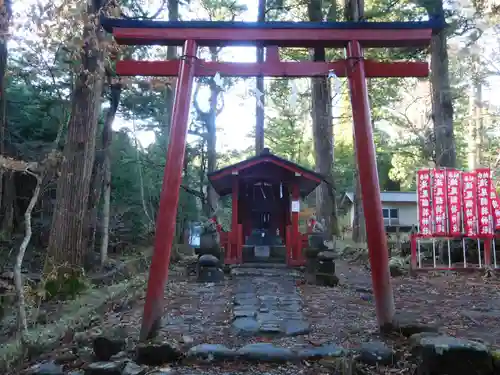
[230,267,311,338]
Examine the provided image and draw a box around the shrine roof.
[208,149,325,197]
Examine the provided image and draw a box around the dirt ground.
[22,261,500,374]
[302,261,500,348]
[105,261,500,348]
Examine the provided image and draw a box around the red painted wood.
[266,46,280,62]
[209,157,322,183]
[346,40,394,327]
[237,224,243,263]
[140,40,198,341]
[286,225,292,266]
[231,176,239,263]
[116,59,429,78]
[112,27,432,48]
[290,182,300,265]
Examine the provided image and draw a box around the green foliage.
[44,271,88,301]
[265,79,314,167]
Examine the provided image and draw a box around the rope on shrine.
[176,53,364,79]
[174,52,365,111]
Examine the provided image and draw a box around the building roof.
[341,191,417,204]
[208,149,325,197]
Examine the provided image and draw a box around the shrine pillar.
[290,175,301,266]
[230,171,240,263]
[140,40,198,341]
[346,40,395,327]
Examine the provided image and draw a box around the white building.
[339,191,418,229]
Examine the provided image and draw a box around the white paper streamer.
[248,82,264,108]
[213,72,223,88]
[289,80,298,107]
[328,70,342,106]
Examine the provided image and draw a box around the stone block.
[29,362,64,375]
[135,342,183,366]
[198,254,220,267]
[187,344,237,361]
[92,337,125,361]
[308,233,328,250]
[316,274,339,287]
[411,335,493,375]
[232,317,260,336]
[238,343,297,362]
[196,266,224,283]
[84,362,122,375]
[358,341,394,365]
[297,344,345,359]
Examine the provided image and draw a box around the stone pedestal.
[197,254,224,283]
[308,233,327,251]
[315,251,338,286]
[304,250,338,287]
[196,232,223,259]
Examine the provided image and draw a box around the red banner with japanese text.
[476,168,492,236]
[446,169,462,236]
[491,186,500,231]
[432,169,447,235]
[462,171,477,236]
[417,170,432,236]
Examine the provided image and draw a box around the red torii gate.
[102,16,442,340]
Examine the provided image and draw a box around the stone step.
[232,263,288,269]
[230,273,309,338]
[230,268,302,277]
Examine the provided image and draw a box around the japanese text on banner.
[476,168,492,235]
[432,170,447,235]
[446,169,462,236]
[417,170,432,236]
[491,186,500,231]
[462,172,477,236]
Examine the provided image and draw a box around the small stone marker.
[197,254,224,283]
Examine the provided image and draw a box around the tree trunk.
[206,83,218,215]
[1,171,15,235]
[46,2,106,271]
[308,0,339,238]
[196,48,221,217]
[100,81,122,266]
[14,170,41,340]
[87,150,104,252]
[352,169,366,242]
[473,61,483,168]
[255,0,266,155]
[467,68,483,170]
[426,10,456,168]
[0,0,12,223]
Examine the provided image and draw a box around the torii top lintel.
[102,16,445,78]
[102,17,444,48]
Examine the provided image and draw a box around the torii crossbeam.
[102,16,443,341]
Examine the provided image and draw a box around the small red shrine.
[208,148,324,267]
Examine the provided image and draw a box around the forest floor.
[14,256,500,375]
